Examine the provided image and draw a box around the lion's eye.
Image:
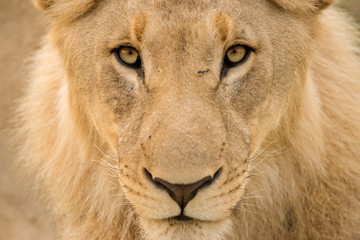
[114,46,141,68]
[224,45,251,67]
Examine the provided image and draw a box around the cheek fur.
[99,66,138,118]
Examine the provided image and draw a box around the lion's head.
[32,0,337,239]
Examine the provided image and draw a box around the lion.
[16,0,360,239]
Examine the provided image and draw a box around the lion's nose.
[154,175,212,210]
[144,168,222,211]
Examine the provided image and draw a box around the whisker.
[248,140,278,161]
[248,149,280,172]
[94,144,118,162]
[244,188,264,196]
[233,206,263,215]
[92,157,118,171]
[240,195,264,200]
[239,203,265,210]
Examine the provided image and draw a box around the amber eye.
[224,45,251,67]
[114,46,141,68]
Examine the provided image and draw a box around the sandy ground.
[0,1,359,240]
[0,1,54,240]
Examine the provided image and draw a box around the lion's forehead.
[101,0,268,39]
[93,0,269,68]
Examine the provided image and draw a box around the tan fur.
[17,0,360,239]
[132,13,148,43]
[214,13,230,42]
[272,0,335,13]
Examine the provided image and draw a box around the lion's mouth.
[170,214,193,221]
[149,216,221,226]
[155,212,230,224]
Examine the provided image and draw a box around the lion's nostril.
[144,168,222,211]
[154,176,212,210]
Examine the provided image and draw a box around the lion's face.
[49,0,316,239]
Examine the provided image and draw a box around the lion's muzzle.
[144,167,222,220]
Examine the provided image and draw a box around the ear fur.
[32,0,54,10]
[32,0,97,21]
[271,0,336,14]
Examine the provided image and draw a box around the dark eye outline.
[112,46,142,69]
[223,45,252,68]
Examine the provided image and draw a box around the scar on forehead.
[214,13,230,42]
[132,13,147,43]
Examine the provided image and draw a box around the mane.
[233,8,360,239]
[16,42,141,238]
[15,6,360,240]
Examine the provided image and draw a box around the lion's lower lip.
[154,215,222,224]
[170,214,193,221]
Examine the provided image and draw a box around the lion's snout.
[144,168,222,219]
[117,94,250,222]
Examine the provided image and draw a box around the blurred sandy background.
[0,1,359,240]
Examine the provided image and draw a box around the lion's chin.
[139,217,233,240]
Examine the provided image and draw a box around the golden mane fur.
[16,0,360,239]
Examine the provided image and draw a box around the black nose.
[144,168,221,211]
